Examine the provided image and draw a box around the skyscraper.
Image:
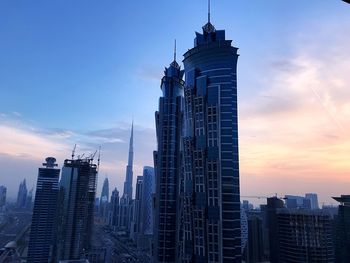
[276,209,334,262]
[333,195,350,262]
[16,179,27,208]
[181,10,241,262]
[130,176,143,241]
[140,166,155,236]
[305,193,319,210]
[0,185,6,209]
[109,188,120,229]
[123,123,134,200]
[118,123,134,231]
[154,49,184,262]
[138,166,155,250]
[56,157,98,261]
[100,177,109,220]
[27,157,60,263]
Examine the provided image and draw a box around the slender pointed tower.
[123,122,134,199]
[118,123,134,231]
[154,43,184,263]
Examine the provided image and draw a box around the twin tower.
[154,18,241,263]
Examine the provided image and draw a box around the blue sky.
[0,1,349,204]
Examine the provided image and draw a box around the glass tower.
[27,157,60,263]
[154,54,184,263]
[182,18,241,262]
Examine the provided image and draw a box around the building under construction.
[56,155,99,261]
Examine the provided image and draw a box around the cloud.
[0,116,156,200]
[239,16,350,204]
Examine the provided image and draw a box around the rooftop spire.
[208,0,211,23]
[170,40,180,69]
[174,39,177,62]
[203,0,215,33]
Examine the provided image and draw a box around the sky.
[0,0,349,206]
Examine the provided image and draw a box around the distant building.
[266,197,284,263]
[130,176,143,241]
[118,123,134,231]
[284,193,319,210]
[140,167,155,235]
[109,188,120,229]
[276,209,334,262]
[26,188,33,210]
[333,195,350,262]
[305,193,319,210]
[138,166,155,248]
[56,157,98,261]
[284,195,311,209]
[99,177,109,221]
[243,211,268,263]
[27,157,60,263]
[16,179,27,208]
[0,185,6,208]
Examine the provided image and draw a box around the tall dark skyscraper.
[154,50,184,263]
[100,177,109,220]
[333,195,350,262]
[56,157,98,261]
[16,178,27,208]
[0,185,6,209]
[109,187,120,229]
[140,166,155,237]
[27,157,60,263]
[181,11,241,262]
[130,176,143,241]
[118,123,134,231]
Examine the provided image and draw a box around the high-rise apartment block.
[27,157,60,263]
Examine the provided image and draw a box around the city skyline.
[0,0,350,205]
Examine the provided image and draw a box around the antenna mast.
[174,39,177,62]
[208,0,211,23]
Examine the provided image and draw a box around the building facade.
[27,157,60,263]
[333,195,350,262]
[153,54,184,263]
[56,157,98,261]
[276,209,334,263]
[181,18,241,262]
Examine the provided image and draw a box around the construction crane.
[241,195,269,200]
[71,144,77,159]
